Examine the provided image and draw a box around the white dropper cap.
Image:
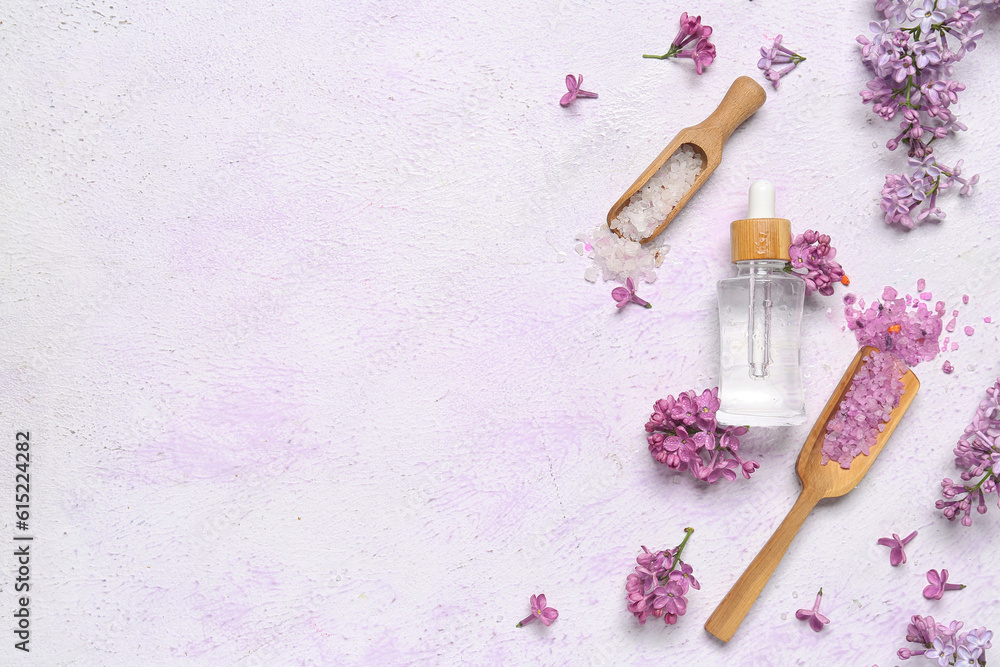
[747,179,776,218]
[730,179,790,262]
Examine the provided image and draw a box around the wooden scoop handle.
[689,75,766,152]
[704,487,822,643]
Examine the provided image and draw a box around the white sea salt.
[579,146,702,284]
[610,145,703,243]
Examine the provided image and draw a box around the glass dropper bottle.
[716,180,806,426]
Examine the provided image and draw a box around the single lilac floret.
[923,569,966,600]
[612,277,652,310]
[559,74,598,108]
[878,530,917,565]
[517,593,558,627]
[795,589,830,632]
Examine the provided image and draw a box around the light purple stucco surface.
[0,0,998,664]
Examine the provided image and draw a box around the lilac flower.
[788,230,846,296]
[937,377,1000,526]
[516,593,558,627]
[612,277,652,310]
[923,568,966,600]
[693,388,720,430]
[757,35,807,89]
[795,589,830,632]
[858,0,989,229]
[626,528,697,626]
[643,13,716,74]
[897,615,993,663]
[645,389,759,483]
[925,637,957,666]
[877,530,917,565]
[559,74,598,108]
[916,0,947,33]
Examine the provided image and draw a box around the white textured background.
[1,0,999,664]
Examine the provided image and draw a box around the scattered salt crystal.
[584,266,600,283]
[964,325,975,336]
[935,301,945,313]
[942,360,954,374]
[946,318,957,332]
[920,291,932,300]
[985,316,992,324]
[917,278,926,291]
[963,294,970,304]
[951,342,959,351]
[952,310,959,317]
[575,242,586,256]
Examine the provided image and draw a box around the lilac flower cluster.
[625,528,699,626]
[936,378,1000,526]
[880,155,979,229]
[788,230,847,296]
[857,0,990,227]
[757,35,806,89]
[645,388,759,483]
[844,285,944,367]
[821,349,907,469]
[643,12,716,74]
[896,615,992,664]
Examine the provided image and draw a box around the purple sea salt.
[963,294,970,304]
[964,326,975,336]
[920,291,932,300]
[844,285,943,367]
[917,278,926,291]
[821,349,907,469]
[986,316,993,324]
[942,360,954,374]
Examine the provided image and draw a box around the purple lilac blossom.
[757,35,806,89]
[858,0,991,228]
[645,389,758,483]
[559,74,598,108]
[923,568,965,600]
[896,615,991,662]
[936,377,1000,526]
[626,528,697,626]
[643,13,716,74]
[795,589,831,632]
[612,277,651,309]
[877,530,917,565]
[788,230,846,296]
[516,594,558,627]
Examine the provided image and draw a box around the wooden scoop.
[704,346,920,643]
[606,75,766,244]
